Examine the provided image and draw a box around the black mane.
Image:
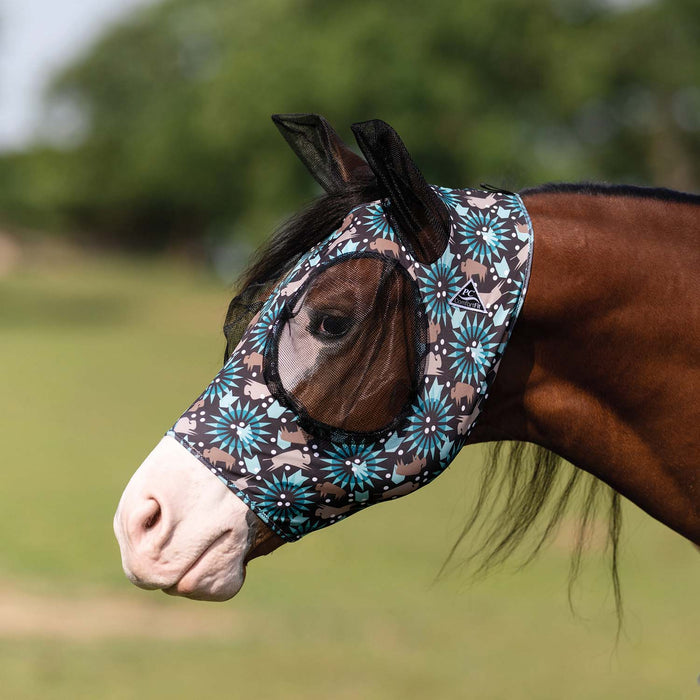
[222,180,381,357]
[521,181,700,206]
[228,181,700,342]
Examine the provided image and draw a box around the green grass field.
[1,247,698,699]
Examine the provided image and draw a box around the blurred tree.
[0,0,697,253]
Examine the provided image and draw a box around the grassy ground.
[1,247,698,699]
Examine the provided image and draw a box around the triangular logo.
[450,279,486,313]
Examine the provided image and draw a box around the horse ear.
[351,119,450,264]
[272,113,372,193]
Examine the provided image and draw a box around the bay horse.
[114,115,699,613]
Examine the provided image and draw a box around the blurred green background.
[1,0,699,259]
[0,0,698,698]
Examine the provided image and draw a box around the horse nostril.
[142,499,161,531]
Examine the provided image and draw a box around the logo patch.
[450,280,486,313]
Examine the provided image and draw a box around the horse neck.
[470,191,700,544]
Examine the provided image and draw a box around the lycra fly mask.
[167,116,533,541]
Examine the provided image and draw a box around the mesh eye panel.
[267,255,426,437]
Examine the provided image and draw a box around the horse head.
[114,114,532,600]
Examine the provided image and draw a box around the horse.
[114,114,699,608]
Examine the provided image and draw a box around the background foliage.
[1,1,698,697]
[0,0,698,255]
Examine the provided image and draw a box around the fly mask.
[167,115,533,541]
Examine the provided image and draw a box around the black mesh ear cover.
[351,120,450,264]
[272,114,373,193]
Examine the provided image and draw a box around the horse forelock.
[223,181,382,359]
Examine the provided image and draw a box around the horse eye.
[309,313,353,340]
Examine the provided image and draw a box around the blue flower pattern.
[448,316,499,385]
[321,443,385,492]
[406,388,453,456]
[205,401,270,457]
[362,202,395,237]
[256,473,316,524]
[458,210,510,264]
[201,354,246,402]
